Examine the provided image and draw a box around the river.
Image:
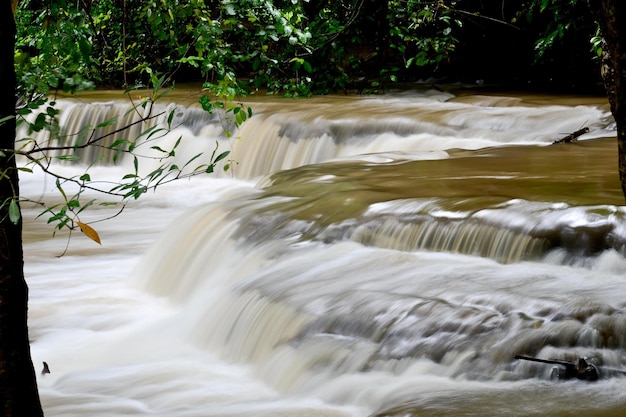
[22,86,626,416]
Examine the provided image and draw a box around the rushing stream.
[23,87,626,416]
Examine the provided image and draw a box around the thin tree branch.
[22,110,166,156]
[450,8,521,30]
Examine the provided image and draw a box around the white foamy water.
[22,89,626,416]
[26,170,366,416]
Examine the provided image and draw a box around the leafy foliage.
[9,68,241,249]
[14,0,603,95]
[14,0,473,96]
[389,1,461,68]
[520,0,597,64]
[15,1,95,99]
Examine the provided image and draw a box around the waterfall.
[134,204,626,390]
[27,89,626,417]
[349,199,626,264]
[131,164,626,394]
[24,90,615,180]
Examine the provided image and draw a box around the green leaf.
[151,146,168,153]
[110,139,129,149]
[55,179,68,202]
[0,115,14,125]
[199,95,214,113]
[76,199,95,214]
[182,153,203,169]
[56,154,81,161]
[235,109,247,125]
[46,105,59,117]
[96,118,117,129]
[8,199,20,225]
[214,150,230,163]
[30,112,47,132]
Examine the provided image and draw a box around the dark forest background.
[14,0,604,99]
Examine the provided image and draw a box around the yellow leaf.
[77,221,101,245]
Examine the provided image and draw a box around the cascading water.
[25,88,626,416]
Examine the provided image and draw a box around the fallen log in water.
[552,127,590,144]
[515,354,626,381]
[514,354,599,381]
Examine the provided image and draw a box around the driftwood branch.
[515,354,599,381]
[552,127,589,144]
[514,354,626,381]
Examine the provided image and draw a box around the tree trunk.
[588,0,626,199]
[0,0,44,415]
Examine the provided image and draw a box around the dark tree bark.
[588,0,626,199]
[0,0,44,415]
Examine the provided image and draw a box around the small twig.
[450,9,521,30]
[57,227,73,258]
